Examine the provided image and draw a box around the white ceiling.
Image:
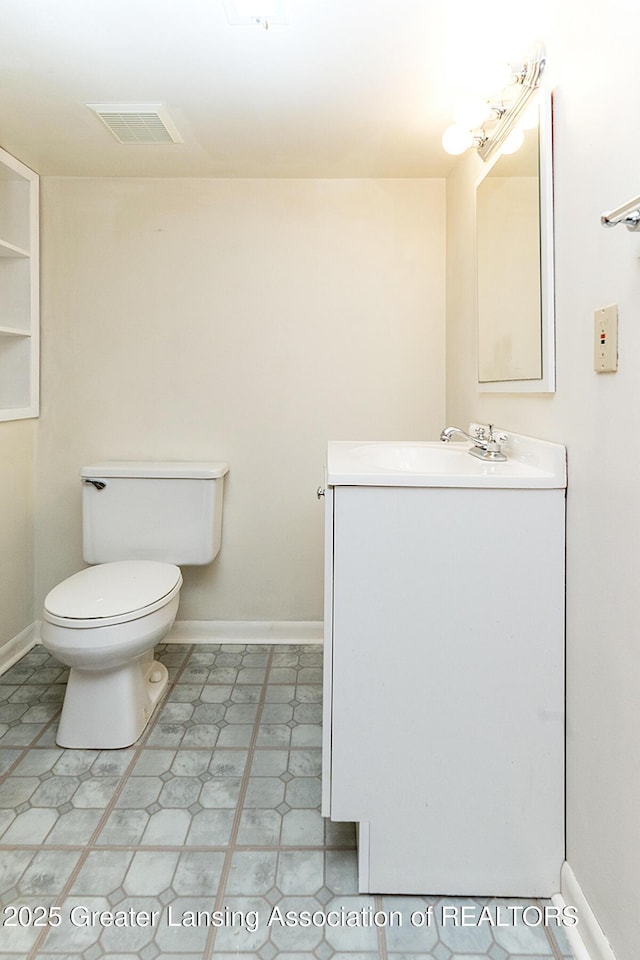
[0,0,554,178]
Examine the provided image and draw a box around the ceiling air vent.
[87,103,183,144]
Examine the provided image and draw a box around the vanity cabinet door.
[327,483,565,895]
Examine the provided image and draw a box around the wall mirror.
[476,91,555,392]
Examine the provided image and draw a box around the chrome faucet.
[440,424,507,462]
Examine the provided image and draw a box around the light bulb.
[501,128,525,155]
[454,97,491,130]
[442,124,474,156]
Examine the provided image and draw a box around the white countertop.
[326,435,567,489]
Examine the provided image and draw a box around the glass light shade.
[442,124,474,156]
[501,127,525,154]
[454,97,491,130]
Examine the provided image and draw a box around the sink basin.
[326,436,567,489]
[351,441,472,473]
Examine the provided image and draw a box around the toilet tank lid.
[80,461,229,479]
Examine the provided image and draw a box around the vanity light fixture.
[442,41,546,163]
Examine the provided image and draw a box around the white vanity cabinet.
[322,437,566,896]
[0,146,39,420]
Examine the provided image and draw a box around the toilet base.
[55,657,169,749]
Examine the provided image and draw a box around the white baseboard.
[1,620,323,668]
[0,622,39,675]
[167,620,323,645]
[552,862,618,960]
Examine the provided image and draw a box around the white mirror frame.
[476,89,555,394]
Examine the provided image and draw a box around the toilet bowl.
[42,560,182,749]
[40,460,228,749]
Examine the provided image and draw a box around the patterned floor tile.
[0,749,21,777]
[276,850,325,895]
[226,850,279,896]
[267,897,330,952]
[7,848,83,901]
[0,643,575,960]
[324,849,359,895]
[320,896,382,952]
[238,747,325,848]
[0,723,53,748]
[185,807,236,846]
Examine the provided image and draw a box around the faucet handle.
[469,421,489,441]
[470,422,508,444]
[488,425,509,443]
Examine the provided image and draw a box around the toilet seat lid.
[44,561,182,621]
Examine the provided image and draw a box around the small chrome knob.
[316,486,325,499]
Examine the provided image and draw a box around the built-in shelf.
[0,147,39,421]
[0,326,32,337]
[0,238,29,258]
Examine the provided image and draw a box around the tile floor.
[0,642,576,960]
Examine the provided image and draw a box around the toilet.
[41,460,229,749]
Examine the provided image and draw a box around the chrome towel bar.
[601,194,640,231]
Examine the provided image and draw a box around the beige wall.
[36,177,446,622]
[0,421,35,646]
[445,6,640,958]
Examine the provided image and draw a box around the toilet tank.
[80,461,229,565]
